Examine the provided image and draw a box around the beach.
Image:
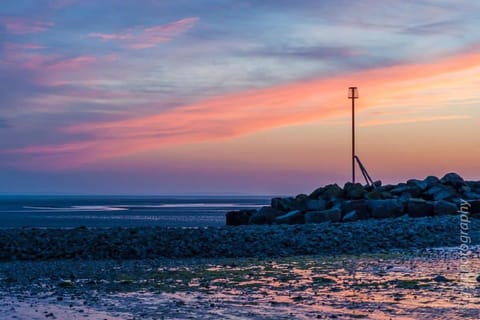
[1,247,479,319]
[0,214,479,319]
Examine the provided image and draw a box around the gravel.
[0,215,478,261]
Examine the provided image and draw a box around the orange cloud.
[7,47,480,168]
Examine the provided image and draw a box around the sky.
[0,0,479,195]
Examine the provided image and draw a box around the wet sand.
[1,247,479,319]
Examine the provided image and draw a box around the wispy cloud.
[89,17,199,49]
[0,18,53,34]
[7,46,480,169]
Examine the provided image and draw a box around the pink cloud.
[6,47,480,169]
[1,18,53,34]
[89,17,199,49]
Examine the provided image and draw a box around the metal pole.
[352,96,355,184]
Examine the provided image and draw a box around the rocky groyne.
[226,173,480,226]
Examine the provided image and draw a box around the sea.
[0,196,271,229]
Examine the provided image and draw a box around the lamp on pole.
[348,87,358,183]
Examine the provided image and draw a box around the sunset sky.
[1,0,479,195]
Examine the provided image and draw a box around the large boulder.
[226,210,255,226]
[423,185,458,201]
[271,197,306,212]
[321,184,344,200]
[462,192,480,200]
[440,172,465,188]
[390,184,421,197]
[368,199,405,219]
[424,175,440,188]
[275,210,304,224]
[407,199,434,217]
[309,186,326,199]
[406,179,429,191]
[342,210,359,222]
[304,208,342,223]
[433,200,458,216]
[343,182,366,200]
[342,200,370,220]
[249,206,284,224]
[305,199,326,211]
[271,197,289,212]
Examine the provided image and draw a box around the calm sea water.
[0,196,270,228]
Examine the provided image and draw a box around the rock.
[390,184,421,197]
[368,199,405,219]
[463,192,480,200]
[226,210,254,226]
[423,175,440,188]
[304,208,342,223]
[275,210,304,224]
[342,200,370,220]
[407,199,434,217]
[271,197,289,212]
[309,186,326,199]
[343,182,366,199]
[271,197,306,212]
[342,210,359,222]
[372,180,382,188]
[249,207,283,224]
[460,186,472,194]
[440,172,465,188]
[423,185,458,201]
[321,184,344,200]
[305,199,326,211]
[433,275,449,282]
[476,275,480,283]
[364,190,383,200]
[406,179,429,191]
[433,200,458,216]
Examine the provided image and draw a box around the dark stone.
[407,199,434,217]
[342,210,359,222]
[249,206,283,224]
[390,184,421,197]
[304,208,342,223]
[423,175,440,188]
[271,197,289,212]
[463,192,480,200]
[275,210,304,224]
[309,186,326,199]
[364,190,383,200]
[342,200,370,220]
[343,182,366,199]
[271,197,306,212]
[440,172,465,188]
[305,199,326,211]
[433,275,449,282]
[423,185,458,201]
[406,179,429,191]
[226,210,254,226]
[433,201,458,216]
[368,199,405,219]
[321,184,344,200]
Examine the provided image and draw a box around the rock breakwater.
[227,173,480,226]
